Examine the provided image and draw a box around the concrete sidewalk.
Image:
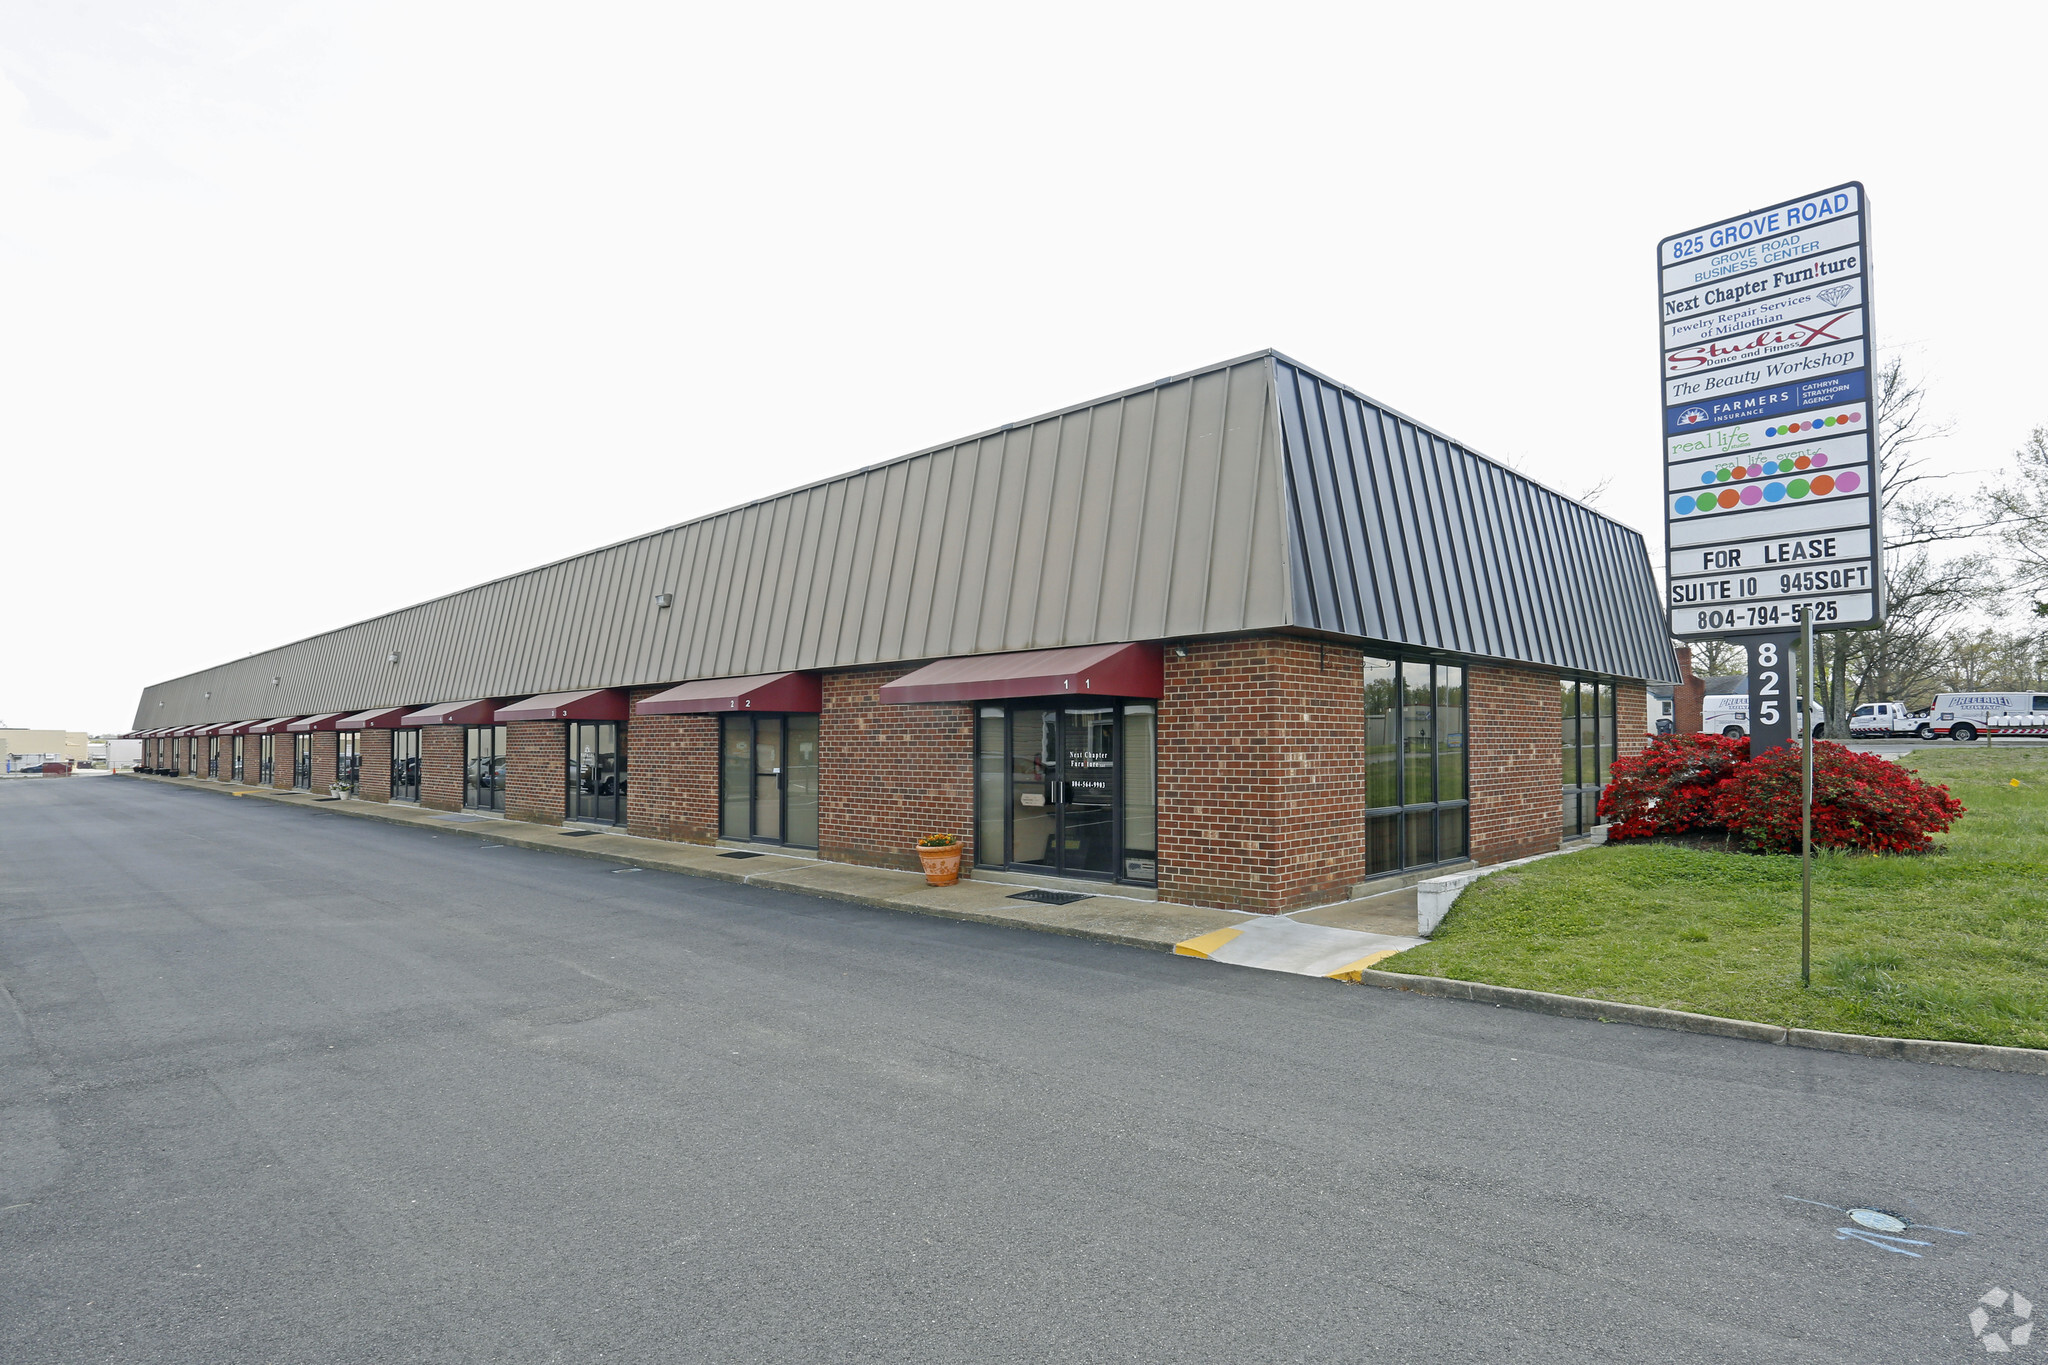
[123,773,1425,970]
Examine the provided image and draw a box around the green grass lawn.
[1382,746,2048,1050]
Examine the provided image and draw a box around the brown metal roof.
[131,350,1671,729]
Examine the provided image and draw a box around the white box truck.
[1929,692,2048,741]
[1700,691,1825,739]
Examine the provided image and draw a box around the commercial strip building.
[128,352,1676,913]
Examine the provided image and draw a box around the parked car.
[1847,701,1934,739]
[1928,691,2048,741]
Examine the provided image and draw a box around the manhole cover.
[1849,1209,1908,1233]
[719,851,766,859]
[1008,889,1093,906]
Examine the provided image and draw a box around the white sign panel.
[1659,183,1881,637]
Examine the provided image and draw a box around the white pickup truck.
[1847,702,1935,739]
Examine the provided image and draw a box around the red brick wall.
[358,729,392,803]
[1467,665,1562,865]
[270,735,293,789]
[1617,687,1649,764]
[1673,645,1705,735]
[311,731,337,790]
[624,688,719,844]
[504,721,564,825]
[1157,636,1366,914]
[420,726,464,812]
[819,666,975,872]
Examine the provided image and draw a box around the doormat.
[1008,889,1093,906]
[718,850,766,859]
[435,814,486,823]
[559,829,597,837]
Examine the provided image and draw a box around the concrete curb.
[122,775,2048,1076]
[1357,968,2048,1075]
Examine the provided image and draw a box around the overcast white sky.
[4,2,2043,732]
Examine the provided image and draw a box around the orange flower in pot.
[915,833,962,886]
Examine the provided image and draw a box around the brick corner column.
[1157,635,1367,914]
[504,721,564,825]
[1616,685,1650,764]
[1467,664,1563,865]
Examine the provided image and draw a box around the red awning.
[222,719,266,735]
[493,689,631,723]
[636,672,822,715]
[401,699,505,727]
[336,707,418,730]
[878,642,1164,704]
[246,716,303,735]
[285,712,352,733]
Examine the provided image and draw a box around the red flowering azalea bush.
[1598,733,1751,839]
[1709,740,1965,854]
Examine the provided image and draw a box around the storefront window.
[1363,654,1468,878]
[337,732,360,787]
[1562,679,1617,836]
[973,699,1156,886]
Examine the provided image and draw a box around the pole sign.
[1659,183,1883,641]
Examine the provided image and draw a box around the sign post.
[1801,609,1814,986]
[1660,183,1883,989]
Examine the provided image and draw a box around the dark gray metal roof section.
[1272,355,1675,685]
[134,351,1675,727]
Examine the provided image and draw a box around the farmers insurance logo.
[1676,406,1710,426]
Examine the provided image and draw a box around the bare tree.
[1813,355,1981,734]
[1988,426,2048,611]
[1685,638,1746,676]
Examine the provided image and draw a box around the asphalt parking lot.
[4,777,2044,1363]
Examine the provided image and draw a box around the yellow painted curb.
[1323,948,1403,981]
[1173,926,1244,959]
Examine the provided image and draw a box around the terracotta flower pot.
[916,841,962,886]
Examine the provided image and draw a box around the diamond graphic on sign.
[1818,283,1854,306]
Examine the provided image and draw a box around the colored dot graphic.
[1763,411,1862,438]
[1699,452,1830,485]
[1673,468,1860,516]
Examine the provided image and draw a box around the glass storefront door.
[259,735,275,784]
[232,736,245,781]
[208,737,219,778]
[465,724,506,811]
[391,729,420,802]
[568,721,625,824]
[980,701,1154,884]
[719,714,817,847]
[293,735,313,789]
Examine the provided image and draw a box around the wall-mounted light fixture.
[653,593,674,609]
[1172,645,1188,658]
[204,691,211,700]
[272,676,281,686]
[388,651,401,664]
